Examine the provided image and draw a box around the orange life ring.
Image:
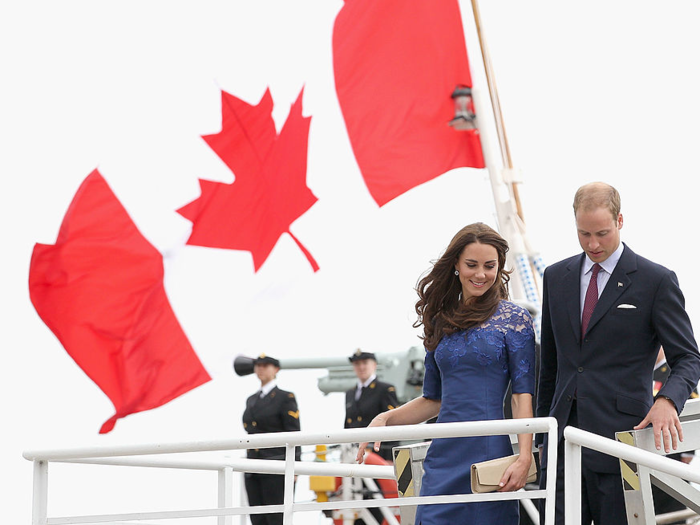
[332,451,400,525]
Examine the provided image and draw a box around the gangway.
[562,397,700,525]
[25,402,700,524]
[24,417,558,525]
[615,397,700,524]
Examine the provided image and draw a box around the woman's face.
[454,241,499,301]
[254,363,279,386]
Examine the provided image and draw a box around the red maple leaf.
[178,88,319,272]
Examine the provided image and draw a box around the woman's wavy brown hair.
[414,223,511,351]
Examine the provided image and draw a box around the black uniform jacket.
[345,379,399,429]
[537,244,700,472]
[243,386,301,461]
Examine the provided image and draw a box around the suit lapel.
[585,244,636,336]
[258,386,277,409]
[563,255,585,342]
[266,386,278,402]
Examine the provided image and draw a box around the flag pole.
[467,0,543,315]
[469,0,524,222]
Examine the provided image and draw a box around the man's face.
[352,358,377,383]
[575,206,623,263]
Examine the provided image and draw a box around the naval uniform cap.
[253,353,280,367]
[349,349,376,363]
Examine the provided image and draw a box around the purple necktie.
[581,263,601,337]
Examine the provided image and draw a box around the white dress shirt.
[354,374,376,401]
[580,243,624,320]
[258,380,277,398]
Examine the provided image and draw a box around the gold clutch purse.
[470,453,537,493]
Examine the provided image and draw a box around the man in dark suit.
[243,354,301,525]
[536,182,700,525]
[345,349,399,462]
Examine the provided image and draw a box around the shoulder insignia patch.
[287,410,300,419]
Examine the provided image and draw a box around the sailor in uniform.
[242,354,301,525]
[344,349,399,461]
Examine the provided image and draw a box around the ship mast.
[465,0,544,320]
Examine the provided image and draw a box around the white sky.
[2,1,700,523]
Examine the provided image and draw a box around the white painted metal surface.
[24,417,558,525]
[563,426,700,525]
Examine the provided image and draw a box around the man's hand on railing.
[633,396,683,453]
[356,415,388,463]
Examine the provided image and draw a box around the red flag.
[29,169,211,433]
[333,0,485,206]
[178,88,319,272]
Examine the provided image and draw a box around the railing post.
[31,460,48,525]
[283,443,295,524]
[616,430,656,525]
[218,466,233,525]
[564,437,581,525]
[239,472,247,525]
[341,473,354,524]
[541,421,558,525]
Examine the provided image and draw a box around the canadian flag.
[29,170,211,433]
[28,0,494,432]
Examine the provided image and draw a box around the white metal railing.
[680,397,700,419]
[563,426,700,525]
[24,417,559,525]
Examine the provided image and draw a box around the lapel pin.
[618,282,623,287]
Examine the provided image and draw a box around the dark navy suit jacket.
[537,244,700,472]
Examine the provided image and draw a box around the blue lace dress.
[416,300,536,525]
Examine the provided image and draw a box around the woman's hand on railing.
[497,455,532,492]
[356,415,387,463]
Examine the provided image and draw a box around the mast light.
[448,85,477,131]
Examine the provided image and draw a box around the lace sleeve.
[505,305,536,394]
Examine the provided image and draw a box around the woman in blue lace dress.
[357,223,536,524]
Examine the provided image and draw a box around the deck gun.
[234,347,426,404]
